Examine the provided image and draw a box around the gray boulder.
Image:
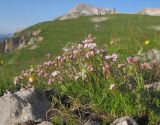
[111,116,138,125]
[137,49,160,62]
[37,121,53,125]
[0,88,50,125]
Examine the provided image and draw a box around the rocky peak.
[69,3,98,15]
[139,8,160,16]
[59,3,116,20]
[0,29,43,53]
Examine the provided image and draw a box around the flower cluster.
[13,34,160,90]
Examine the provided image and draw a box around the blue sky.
[0,0,160,34]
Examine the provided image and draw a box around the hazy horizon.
[0,0,160,34]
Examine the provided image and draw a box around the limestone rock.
[37,121,53,125]
[59,3,116,20]
[0,88,50,125]
[139,8,160,16]
[111,116,138,125]
[137,49,160,62]
[0,29,43,53]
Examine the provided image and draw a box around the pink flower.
[63,48,69,52]
[95,49,100,54]
[37,65,43,69]
[44,73,49,78]
[141,63,152,70]
[112,53,118,62]
[60,57,66,62]
[51,71,60,77]
[48,79,53,85]
[84,38,93,43]
[22,70,29,77]
[152,59,158,66]
[73,49,78,55]
[83,34,94,43]
[78,44,83,49]
[46,53,51,58]
[105,53,118,62]
[88,34,93,39]
[43,61,53,67]
[87,64,94,72]
[86,51,95,58]
[101,63,110,74]
[38,70,43,77]
[118,64,126,69]
[55,56,61,61]
[100,49,107,56]
[84,43,97,49]
[127,57,138,63]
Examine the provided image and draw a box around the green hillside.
[0,14,160,93]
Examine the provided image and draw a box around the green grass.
[13,34,160,124]
[0,14,160,94]
[0,14,160,124]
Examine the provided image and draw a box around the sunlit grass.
[0,14,160,100]
[12,34,160,124]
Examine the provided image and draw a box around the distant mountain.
[0,34,13,41]
[58,3,116,20]
[138,8,160,16]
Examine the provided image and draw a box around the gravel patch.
[90,16,111,23]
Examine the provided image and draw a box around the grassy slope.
[0,14,160,90]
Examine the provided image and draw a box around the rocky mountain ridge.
[0,29,43,54]
[0,3,117,54]
[139,8,160,16]
[0,34,12,41]
[0,5,159,54]
[58,3,116,20]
